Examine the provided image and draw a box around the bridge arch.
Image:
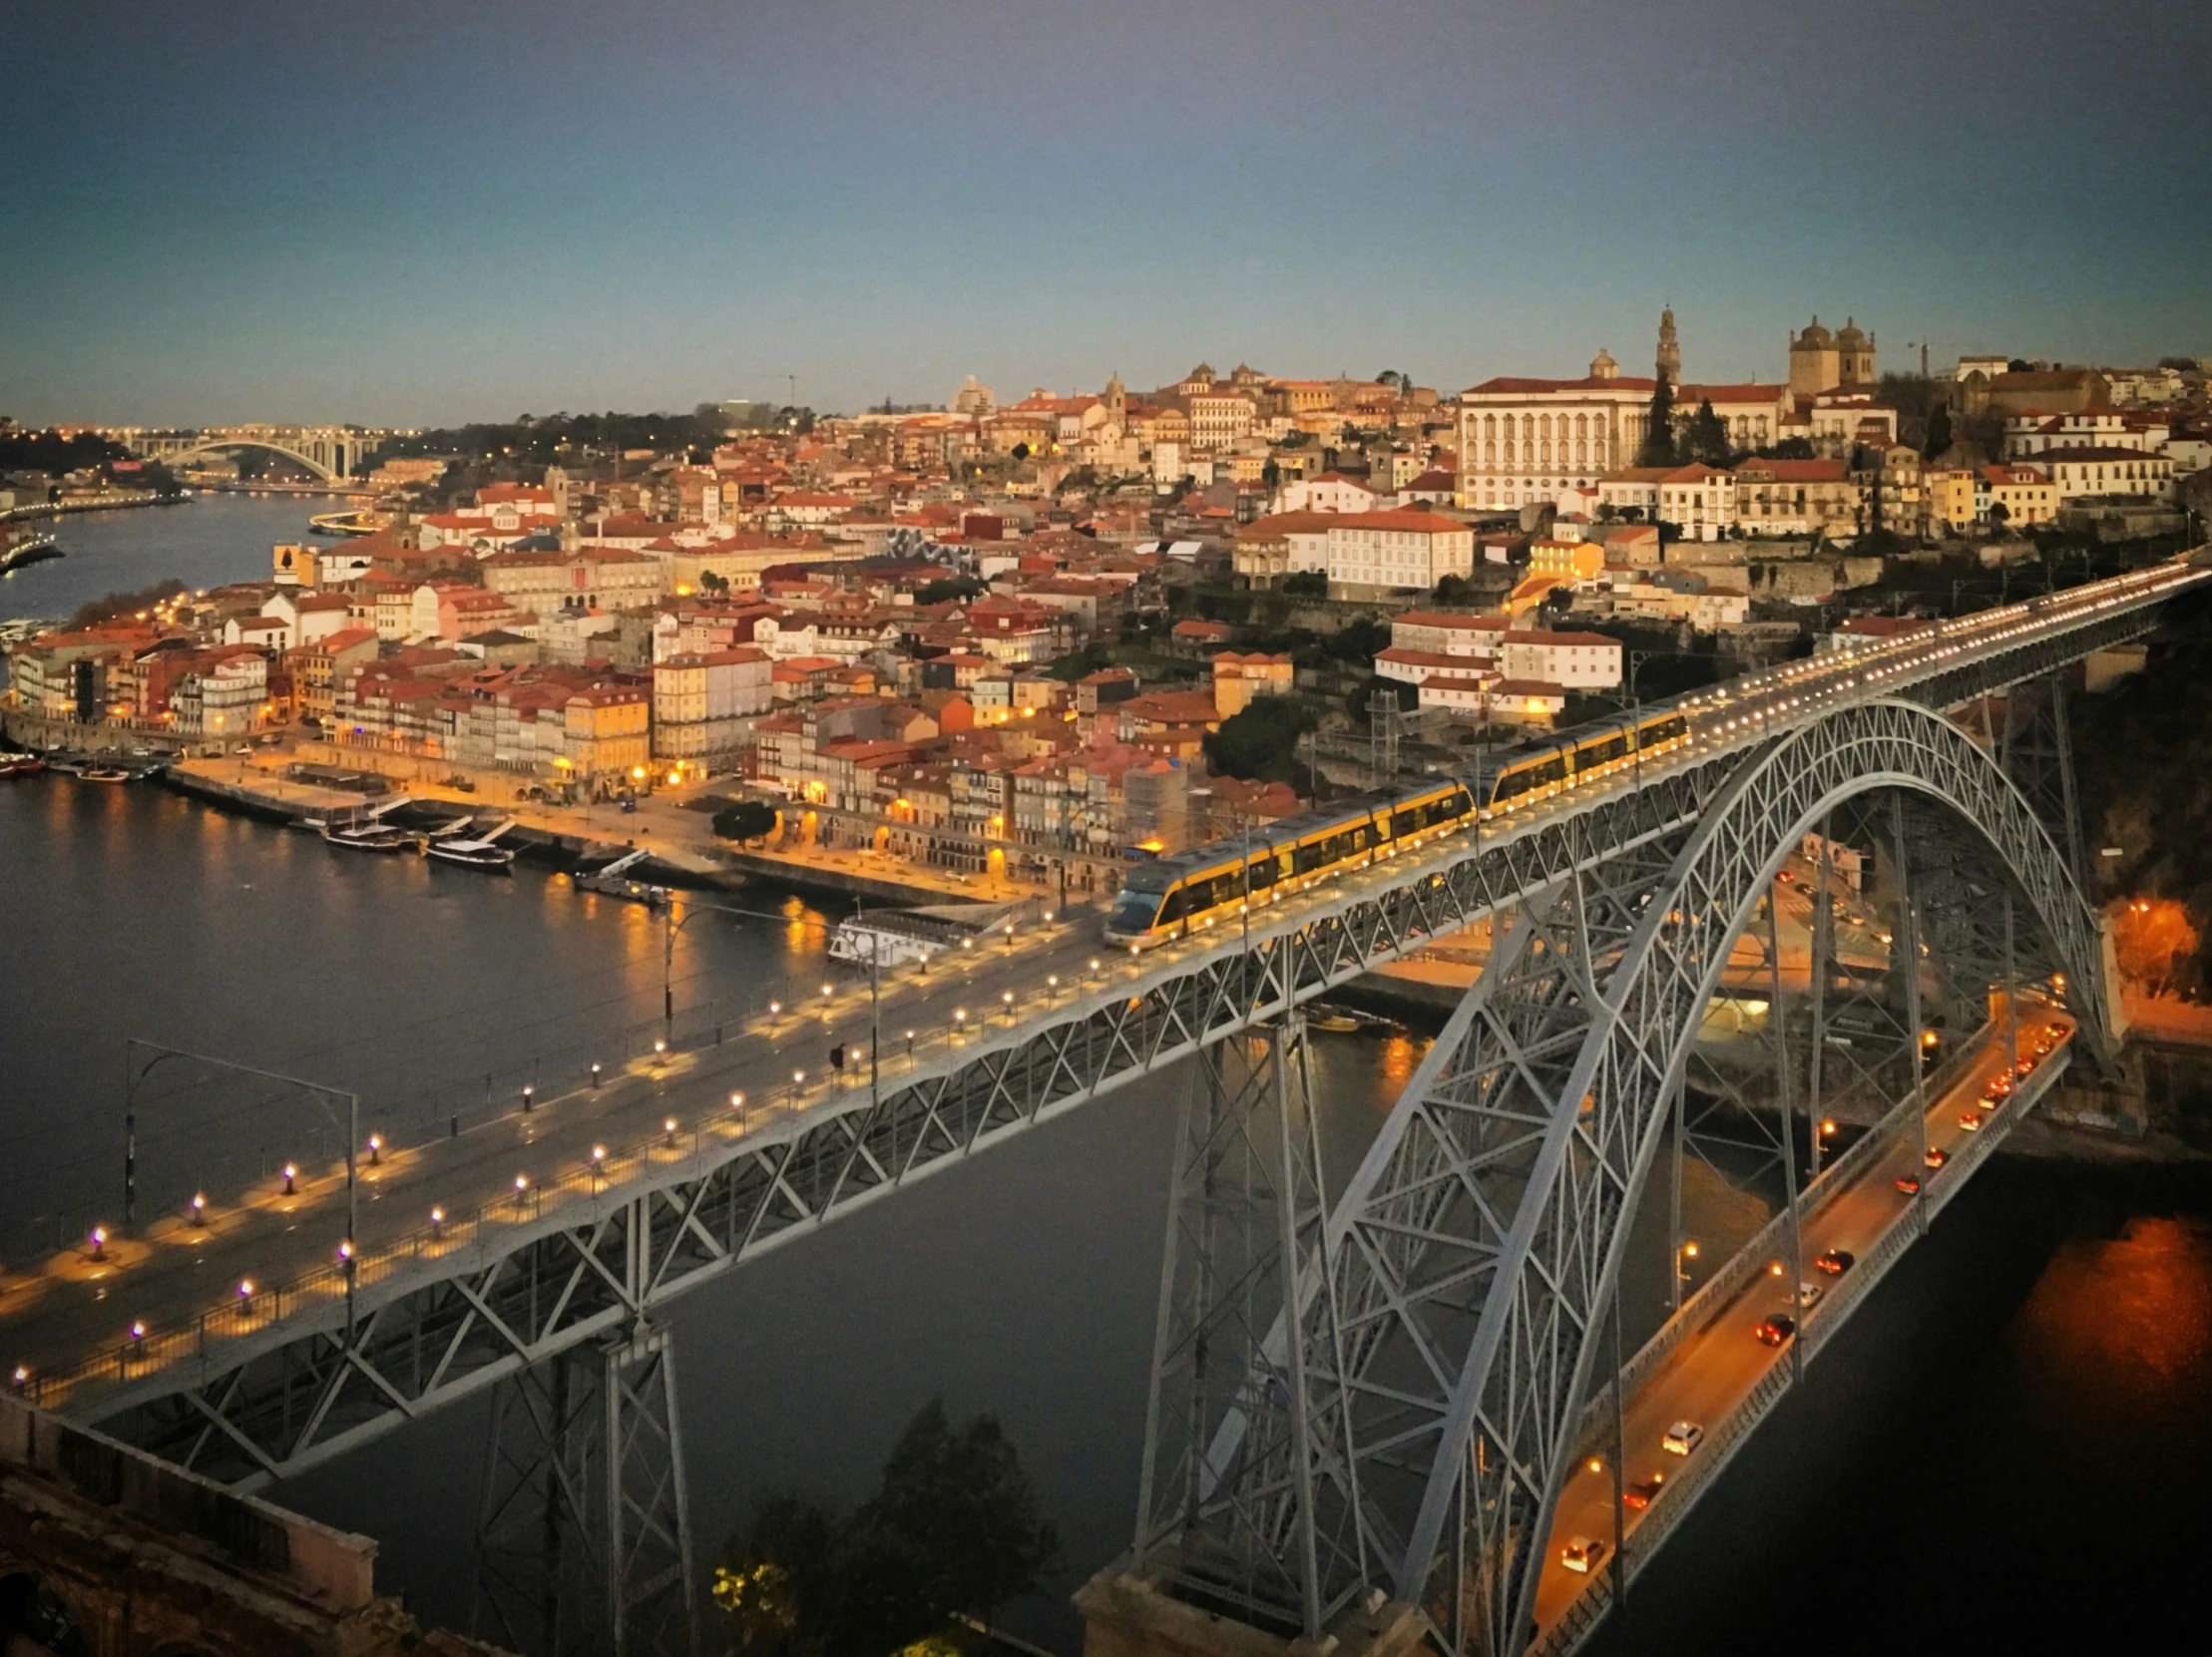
[1174,698,2105,1655]
[157,439,337,483]
[1402,696,2102,1653]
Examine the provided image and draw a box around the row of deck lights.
[36,909,1098,1391]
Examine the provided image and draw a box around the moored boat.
[322,822,414,853]
[0,752,45,778]
[77,766,131,783]
[425,815,516,871]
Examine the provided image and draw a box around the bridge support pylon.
[1127,1012,1368,1642]
[472,1321,698,1657]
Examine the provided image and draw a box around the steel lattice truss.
[1171,699,2107,1657]
[71,583,2186,1486]
[80,770,1728,1484]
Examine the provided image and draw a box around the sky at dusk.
[6,0,2209,427]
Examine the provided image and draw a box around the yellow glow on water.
[2016,1215,2212,1436]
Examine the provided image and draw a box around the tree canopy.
[914,576,986,606]
[713,1401,1059,1657]
[712,800,781,843]
[1203,696,1318,785]
[1636,377,1679,467]
[1680,399,1730,467]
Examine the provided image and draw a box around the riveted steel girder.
[1172,698,2105,1657]
[70,573,2193,1485]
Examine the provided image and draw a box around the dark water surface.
[3,500,2206,1652]
[0,494,323,622]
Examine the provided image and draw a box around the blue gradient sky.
[6,0,2208,426]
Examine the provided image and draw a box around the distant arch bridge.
[110,425,392,483]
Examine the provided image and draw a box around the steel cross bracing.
[63,573,2190,1486]
[1160,697,2106,1657]
[74,766,1725,1485]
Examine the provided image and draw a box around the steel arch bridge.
[155,437,340,482]
[10,555,2201,1656]
[1126,696,2105,1657]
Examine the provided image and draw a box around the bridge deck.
[1530,1008,2074,1654]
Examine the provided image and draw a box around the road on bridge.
[1531,1005,2074,1635]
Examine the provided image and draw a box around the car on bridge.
[1622,1473,1666,1510]
[1926,1145,1950,1168]
[1959,1111,1985,1132]
[1896,1173,1923,1195]
[1754,1313,1797,1347]
[1662,1421,1704,1455]
[1813,1248,1855,1276]
[1559,1536,1608,1574]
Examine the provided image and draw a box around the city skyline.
[6,0,2209,426]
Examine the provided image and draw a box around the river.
[1,497,2204,1653]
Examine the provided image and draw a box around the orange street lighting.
[664,1117,678,1147]
[792,1068,805,1084]
[1820,1118,1838,1137]
[366,1132,383,1166]
[189,1193,207,1226]
[128,1320,147,1345]
[281,1163,298,1196]
[1682,1241,1699,1259]
[336,1239,355,1265]
[8,1366,26,1391]
[88,1226,108,1262]
[429,1207,446,1237]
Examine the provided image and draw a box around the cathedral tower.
[1656,307,1681,383]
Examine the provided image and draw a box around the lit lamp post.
[1673,1239,1699,1308]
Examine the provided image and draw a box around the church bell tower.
[1656,307,1681,383]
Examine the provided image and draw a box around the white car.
[1662,1421,1704,1456]
[1797,1281,1824,1310]
[1559,1536,1607,1574]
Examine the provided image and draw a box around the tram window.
[1160,888,1189,924]
[1248,855,1280,889]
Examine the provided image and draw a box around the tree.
[713,800,781,842]
[1989,502,2011,533]
[914,576,985,606]
[1922,403,1954,461]
[1204,697,1318,785]
[1280,570,1328,599]
[1636,376,1679,467]
[1345,673,1416,726]
[698,570,730,595]
[714,1402,1059,1657]
[1433,573,1472,605]
[1682,399,1730,467]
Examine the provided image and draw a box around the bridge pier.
[471,1318,697,1657]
